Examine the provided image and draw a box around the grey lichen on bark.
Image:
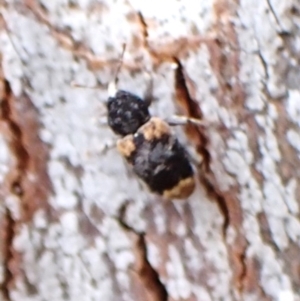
[0,0,300,301]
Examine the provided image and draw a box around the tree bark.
[0,0,300,300]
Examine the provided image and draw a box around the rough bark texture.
[0,0,300,300]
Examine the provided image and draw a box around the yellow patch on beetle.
[163,177,195,199]
[117,135,136,158]
[139,117,171,141]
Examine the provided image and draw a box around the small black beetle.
[106,46,198,199]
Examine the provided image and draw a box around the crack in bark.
[136,11,149,48]
[118,204,168,301]
[173,58,230,235]
[1,80,29,205]
[172,54,248,293]
[256,49,269,83]
[237,243,248,293]
[266,0,287,34]
[1,209,15,301]
[0,72,52,216]
[0,79,28,300]
[203,7,252,292]
[0,76,52,298]
[2,82,29,174]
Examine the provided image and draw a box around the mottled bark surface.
[0,0,300,300]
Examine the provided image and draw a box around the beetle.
[106,45,201,199]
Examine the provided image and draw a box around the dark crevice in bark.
[118,203,168,301]
[0,77,51,296]
[1,76,52,218]
[256,48,269,83]
[173,58,230,235]
[237,243,248,293]
[134,234,168,301]
[200,178,230,236]
[136,11,149,48]
[266,0,288,34]
[1,209,15,301]
[1,81,30,191]
[1,81,29,214]
[0,80,28,300]
[173,58,207,163]
[212,7,252,294]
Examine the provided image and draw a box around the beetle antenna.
[108,43,126,97]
